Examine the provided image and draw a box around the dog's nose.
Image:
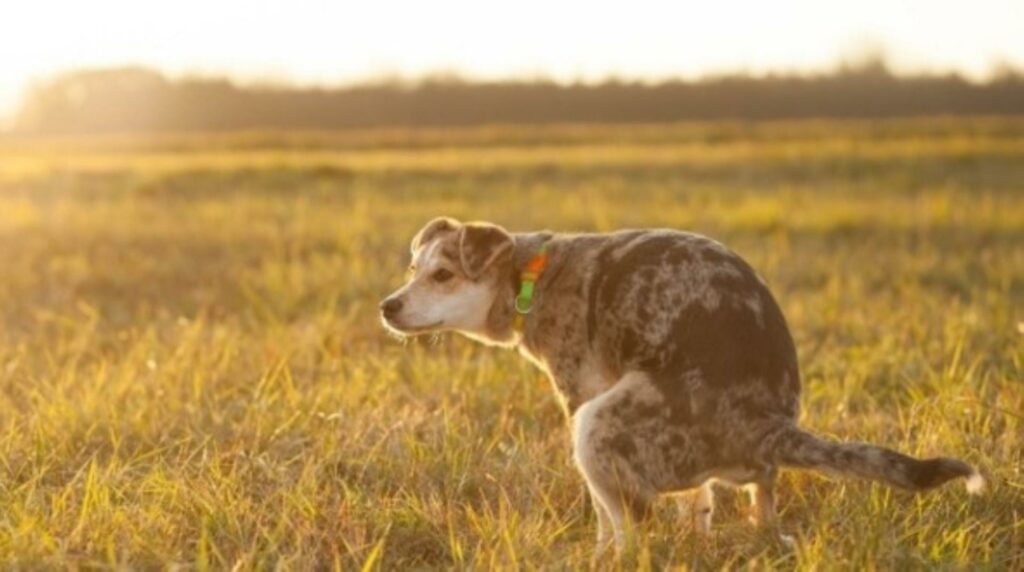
[380,297,403,318]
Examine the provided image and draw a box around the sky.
[2,0,1023,120]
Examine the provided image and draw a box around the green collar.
[513,241,550,333]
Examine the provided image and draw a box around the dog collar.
[513,241,550,333]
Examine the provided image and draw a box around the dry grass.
[0,119,1021,569]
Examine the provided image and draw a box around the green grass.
[0,119,1021,569]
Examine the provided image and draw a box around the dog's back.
[583,229,801,425]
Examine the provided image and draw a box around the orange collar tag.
[513,242,549,333]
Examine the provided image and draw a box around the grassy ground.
[0,119,1021,569]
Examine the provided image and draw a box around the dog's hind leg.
[694,481,715,535]
[746,467,794,546]
[746,467,777,528]
[677,482,715,536]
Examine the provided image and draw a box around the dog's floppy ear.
[411,217,460,254]
[458,222,514,279]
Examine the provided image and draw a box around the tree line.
[14,62,1024,133]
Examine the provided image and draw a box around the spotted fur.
[381,218,984,555]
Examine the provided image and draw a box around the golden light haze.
[2,0,1023,119]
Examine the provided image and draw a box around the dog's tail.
[760,423,985,494]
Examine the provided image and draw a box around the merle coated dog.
[381,217,984,554]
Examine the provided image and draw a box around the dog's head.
[380,217,514,338]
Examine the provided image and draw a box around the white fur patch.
[572,399,606,490]
[965,471,986,495]
[572,386,618,471]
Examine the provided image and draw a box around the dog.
[380,217,984,554]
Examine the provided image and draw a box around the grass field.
[0,118,1021,569]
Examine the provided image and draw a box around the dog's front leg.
[587,484,614,557]
[571,372,659,556]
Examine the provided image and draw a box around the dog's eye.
[432,268,454,283]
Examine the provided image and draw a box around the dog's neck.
[510,231,555,286]
[474,231,556,347]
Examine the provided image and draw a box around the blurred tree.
[14,64,1024,133]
